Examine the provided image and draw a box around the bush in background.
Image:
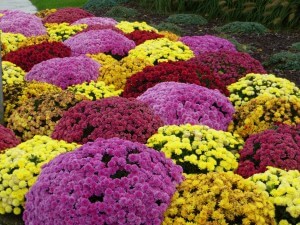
[166,13,208,25]
[215,21,268,34]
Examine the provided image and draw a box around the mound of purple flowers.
[23,138,183,225]
[64,29,135,57]
[52,97,164,144]
[25,56,100,89]
[0,10,46,36]
[72,17,117,27]
[137,82,234,130]
[0,125,20,153]
[179,35,237,56]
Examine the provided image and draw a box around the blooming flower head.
[163,172,276,225]
[116,21,158,33]
[0,135,79,215]
[147,124,244,173]
[0,125,20,153]
[137,82,235,131]
[23,138,183,225]
[64,29,135,57]
[52,97,163,144]
[1,32,27,56]
[250,167,300,224]
[72,17,117,27]
[25,56,100,89]
[2,61,25,87]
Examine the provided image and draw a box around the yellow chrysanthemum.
[116,21,158,33]
[1,32,27,56]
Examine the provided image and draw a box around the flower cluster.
[1,32,27,56]
[72,16,117,27]
[0,125,20,153]
[122,61,201,98]
[18,35,49,48]
[128,38,194,64]
[87,52,118,67]
[179,35,237,56]
[52,97,163,144]
[2,61,25,87]
[163,173,276,225]
[35,8,57,19]
[236,124,300,178]
[229,94,300,138]
[98,56,153,90]
[158,30,179,41]
[116,21,158,33]
[228,73,300,107]
[67,81,122,100]
[3,42,72,72]
[125,30,164,45]
[137,82,234,131]
[250,167,300,224]
[0,135,79,215]
[75,24,123,35]
[45,22,88,42]
[189,51,267,85]
[147,124,244,173]
[64,29,135,57]
[0,10,46,37]
[23,138,183,224]
[25,56,100,89]
[7,91,85,141]
[42,7,94,24]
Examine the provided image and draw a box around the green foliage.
[105,6,139,19]
[154,22,183,35]
[29,0,86,10]
[264,51,300,70]
[83,0,117,12]
[219,34,256,53]
[166,13,208,25]
[290,42,300,52]
[215,22,268,34]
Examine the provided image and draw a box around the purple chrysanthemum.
[23,138,183,225]
[137,82,234,130]
[25,56,100,89]
[72,17,117,27]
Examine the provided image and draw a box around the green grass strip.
[29,0,87,10]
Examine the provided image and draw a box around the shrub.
[147,124,244,174]
[228,73,300,108]
[154,22,183,35]
[128,38,194,64]
[105,6,139,19]
[43,7,94,24]
[45,23,88,42]
[125,30,164,45]
[35,8,57,19]
[25,56,100,89]
[290,42,300,52]
[3,42,72,72]
[23,137,183,225]
[166,13,208,25]
[264,51,300,70]
[0,136,79,215]
[229,95,300,138]
[0,125,20,153]
[52,97,163,144]
[7,91,85,141]
[215,21,268,34]
[163,173,276,225]
[2,61,25,87]
[179,35,237,56]
[236,124,300,178]
[250,167,300,225]
[72,16,117,26]
[137,82,234,131]
[189,51,267,85]
[0,11,46,37]
[83,0,118,12]
[18,35,49,49]
[64,29,135,57]
[116,21,158,33]
[1,32,26,56]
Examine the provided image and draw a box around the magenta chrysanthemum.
[137,82,234,130]
[23,138,183,225]
[72,17,117,27]
[179,35,237,56]
[0,125,20,153]
[64,29,135,57]
[25,56,100,89]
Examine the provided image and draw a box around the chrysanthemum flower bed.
[0,7,299,225]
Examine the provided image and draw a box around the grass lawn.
[29,0,87,10]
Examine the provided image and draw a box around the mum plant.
[2,61,25,87]
[1,32,27,56]
[163,173,276,225]
[52,97,163,144]
[64,29,135,57]
[236,124,300,178]
[72,17,117,27]
[0,135,79,215]
[189,51,267,85]
[0,125,20,153]
[3,41,72,72]
[25,56,100,89]
[147,124,243,174]
[137,82,234,131]
[45,23,88,42]
[229,73,300,108]
[179,35,237,56]
[116,21,158,33]
[128,38,194,64]
[7,91,85,141]
[23,138,183,225]
[229,94,300,138]
[125,30,164,45]
[250,167,300,225]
